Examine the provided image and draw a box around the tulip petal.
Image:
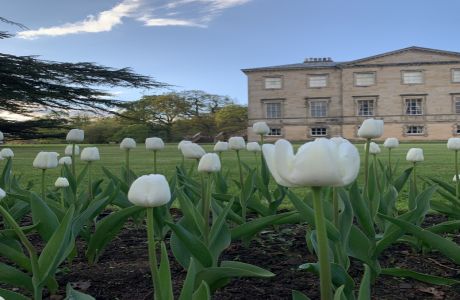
[262,143,295,187]
[336,141,360,186]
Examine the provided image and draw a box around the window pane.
[453,70,460,83]
[309,75,327,87]
[403,71,423,84]
[266,103,281,118]
[357,100,374,116]
[355,73,375,86]
[405,98,423,115]
[310,101,327,117]
[406,126,424,134]
[264,77,282,89]
[268,128,281,136]
[456,99,460,114]
[311,127,327,136]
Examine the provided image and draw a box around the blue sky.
[1,0,460,105]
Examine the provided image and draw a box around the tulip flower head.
[214,141,229,152]
[120,138,136,150]
[178,140,192,150]
[55,177,70,188]
[447,138,460,150]
[365,142,381,154]
[384,138,399,148]
[198,153,221,173]
[0,188,5,200]
[247,142,261,152]
[146,137,165,150]
[65,144,80,156]
[33,152,59,169]
[358,118,384,139]
[0,148,14,159]
[59,156,72,165]
[406,148,424,162]
[228,136,246,150]
[252,122,270,135]
[128,174,171,207]
[262,138,360,187]
[181,143,206,159]
[81,147,100,161]
[66,129,84,143]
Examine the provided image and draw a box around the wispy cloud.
[17,0,252,39]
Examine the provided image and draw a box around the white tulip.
[252,122,270,135]
[59,156,72,165]
[0,187,5,200]
[406,148,424,162]
[358,118,384,139]
[128,174,171,207]
[228,137,246,150]
[384,138,399,148]
[33,152,59,169]
[178,140,192,150]
[65,144,80,156]
[120,138,136,150]
[81,147,100,161]
[66,129,84,142]
[214,141,229,152]
[364,142,381,154]
[198,153,221,173]
[55,177,70,188]
[262,138,360,187]
[0,131,4,141]
[247,142,261,152]
[453,174,460,182]
[0,148,14,158]
[181,143,206,159]
[447,138,460,150]
[146,137,165,150]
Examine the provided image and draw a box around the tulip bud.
[214,141,228,152]
[65,144,80,156]
[59,156,72,165]
[252,122,270,135]
[146,137,165,150]
[406,148,424,162]
[384,138,399,148]
[358,118,384,139]
[81,147,100,161]
[229,137,246,150]
[262,138,360,187]
[181,143,206,159]
[120,138,136,150]
[33,152,59,169]
[0,148,14,158]
[364,142,381,154]
[178,140,192,150]
[128,174,171,207]
[55,177,70,188]
[247,142,261,152]
[0,187,5,200]
[66,129,84,143]
[453,174,460,182]
[198,153,221,173]
[447,138,460,150]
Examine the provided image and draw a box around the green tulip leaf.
[0,262,33,292]
[358,264,372,300]
[65,282,96,299]
[30,192,59,241]
[158,242,174,300]
[0,240,31,272]
[381,268,460,286]
[292,290,311,300]
[0,288,29,300]
[333,285,346,300]
[192,281,211,300]
[428,220,460,234]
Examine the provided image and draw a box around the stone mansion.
[242,46,460,141]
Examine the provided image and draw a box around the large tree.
[179,90,232,116]
[0,17,167,139]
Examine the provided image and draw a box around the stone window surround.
[354,71,377,87]
[403,124,427,136]
[353,95,379,116]
[401,94,427,116]
[451,93,460,114]
[260,98,285,119]
[307,73,329,88]
[267,127,283,137]
[401,69,425,85]
[308,126,329,138]
[263,75,283,90]
[306,97,331,118]
[452,69,460,83]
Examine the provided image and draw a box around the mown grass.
[3,142,455,209]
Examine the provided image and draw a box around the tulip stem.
[61,189,65,208]
[88,162,93,201]
[312,186,332,300]
[388,148,392,180]
[236,150,246,221]
[373,154,381,194]
[259,134,264,145]
[363,138,371,200]
[332,187,339,228]
[153,150,157,174]
[146,207,162,300]
[125,149,131,185]
[71,143,76,177]
[455,150,459,200]
[413,162,417,194]
[41,169,46,200]
[203,173,212,245]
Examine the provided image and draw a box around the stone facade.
[242,47,460,141]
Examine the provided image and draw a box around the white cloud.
[17,0,252,39]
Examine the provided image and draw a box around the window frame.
[310,127,328,137]
[404,125,425,136]
[267,128,282,136]
[404,97,424,115]
[308,99,329,118]
[354,72,376,87]
[263,76,283,90]
[452,69,460,83]
[356,99,375,116]
[401,70,424,85]
[308,74,329,88]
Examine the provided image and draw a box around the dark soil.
[4,213,460,299]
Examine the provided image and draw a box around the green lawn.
[2,142,455,209]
